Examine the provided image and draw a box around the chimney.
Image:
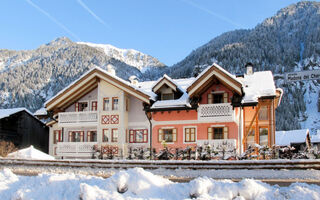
[107,64,116,76]
[129,75,138,85]
[245,62,253,75]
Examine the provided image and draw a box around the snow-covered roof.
[0,108,33,120]
[149,78,195,109]
[275,129,309,146]
[311,131,320,143]
[240,71,276,104]
[34,107,47,116]
[189,63,242,87]
[45,64,278,110]
[6,145,55,160]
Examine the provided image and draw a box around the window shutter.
[53,132,57,144]
[223,92,228,103]
[80,132,84,142]
[223,127,228,139]
[87,132,91,142]
[129,130,134,143]
[158,129,163,142]
[173,128,177,142]
[208,127,213,140]
[75,103,79,111]
[61,131,63,142]
[208,93,213,104]
[69,132,72,142]
[143,130,148,143]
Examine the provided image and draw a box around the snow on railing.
[198,103,234,121]
[59,111,98,124]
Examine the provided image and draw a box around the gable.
[45,67,150,112]
[152,76,177,93]
[187,63,243,98]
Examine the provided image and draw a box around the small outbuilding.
[0,108,49,153]
[275,129,310,152]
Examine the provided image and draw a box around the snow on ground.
[6,146,55,160]
[0,168,319,200]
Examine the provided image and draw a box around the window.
[246,127,255,147]
[129,129,148,143]
[87,131,97,142]
[259,127,268,146]
[102,129,109,142]
[68,131,84,142]
[208,127,228,139]
[112,97,119,110]
[162,93,174,100]
[103,98,110,111]
[91,101,97,111]
[158,128,177,143]
[213,94,223,103]
[112,129,118,142]
[184,127,196,142]
[53,130,63,144]
[208,92,228,104]
[76,102,88,112]
[258,106,268,120]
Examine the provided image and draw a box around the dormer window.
[162,93,174,100]
[208,92,229,104]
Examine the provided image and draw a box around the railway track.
[1,158,320,170]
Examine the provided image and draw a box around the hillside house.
[45,63,282,159]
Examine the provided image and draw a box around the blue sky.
[0,0,309,66]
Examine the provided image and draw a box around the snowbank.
[0,168,319,200]
[6,146,55,160]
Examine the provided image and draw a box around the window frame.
[91,101,97,111]
[112,97,119,111]
[111,129,118,142]
[102,129,109,142]
[161,93,174,100]
[76,102,89,112]
[259,126,269,146]
[87,130,97,142]
[68,131,84,142]
[158,128,177,143]
[103,98,110,111]
[208,126,228,140]
[184,127,196,143]
[53,130,63,144]
[258,106,269,121]
[129,129,148,143]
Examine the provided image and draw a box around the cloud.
[25,0,81,41]
[77,0,111,29]
[180,0,243,29]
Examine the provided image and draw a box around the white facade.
[48,79,150,159]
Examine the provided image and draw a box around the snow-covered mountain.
[167,1,320,132]
[0,37,166,111]
[77,42,163,72]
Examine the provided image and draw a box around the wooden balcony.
[198,103,234,122]
[58,111,98,127]
[56,142,97,157]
